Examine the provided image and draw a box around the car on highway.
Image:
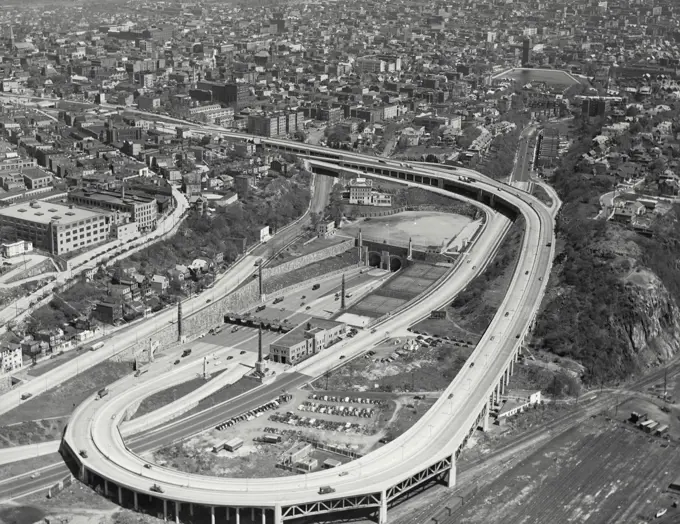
[231,326,239,333]
[21,393,32,400]
[240,350,246,355]
[301,295,306,299]
[79,450,88,458]
[339,471,348,476]
[306,306,311,310]
[144,464,152,469]
[470,362,475,368]
[227,356,233,360]
[150,484,164,493]
[319,486,335,495]
[30,472,40,479]
[339,355,345,359]
[505,312,509,317]
[174,360,180,365]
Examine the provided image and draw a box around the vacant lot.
[1,361,132,426]
[313,337,474,393]
[413,217,524,340]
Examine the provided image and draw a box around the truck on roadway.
[319,486,335,495]
[97,388,109,399]
[89,342,104,351]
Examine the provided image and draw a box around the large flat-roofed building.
[269,319,346,365]
[68,189,158,232]
[0,200,110,255]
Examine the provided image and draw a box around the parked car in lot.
[174,359,180,365]
[240,350,246,355]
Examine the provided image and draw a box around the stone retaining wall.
[263,238,354,278]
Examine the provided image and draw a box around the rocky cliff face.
[535,220,680,384]
[618,269,680,370]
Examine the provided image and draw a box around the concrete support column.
[133,492,138,511]
[274,504,282,524]
[189,503,193,517]
[226,507,229,522]
[379,490,388,524]
[510,358,514,375]
[118,486,123,506]
[175,501,180,524]
[482,400,490,432]
[447,457,457,488]
[505,367,510,386]
[251,507,255,522]
[104,479,109,497]
[79,464,86,483]
[261,508,266,524]
[210,506,215,524]
[163,499,168,522]
[235,507,240,524]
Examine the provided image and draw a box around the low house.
[497,390,542,421]
[150,274,169,294]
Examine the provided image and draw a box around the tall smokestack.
[258,324,263,363]
[341,273,346,309]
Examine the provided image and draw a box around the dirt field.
[340,211,472,247]
[450,415,680,524]
[1,361,133,426]
[312,336,474,393]
[412,217,524,340]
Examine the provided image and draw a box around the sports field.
[340,211,472,248]
[348,264,448,318]
[492,67,583,86]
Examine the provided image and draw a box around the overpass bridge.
[61,136,557,524]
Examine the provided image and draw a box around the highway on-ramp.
[62,151,555,523]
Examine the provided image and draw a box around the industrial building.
[0,200,110,255]
[68,188,158,232]
[269,319,346,365]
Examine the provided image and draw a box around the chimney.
[257,324,263,363]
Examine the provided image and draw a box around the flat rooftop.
[0,201,107,225]
[69,189,155,206]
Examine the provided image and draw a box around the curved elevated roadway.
[63,143,556,524]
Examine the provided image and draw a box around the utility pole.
[664,368,668,401]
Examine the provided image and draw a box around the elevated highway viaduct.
[61,142,556,524]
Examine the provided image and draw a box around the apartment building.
[0,346,22,374]
[247,111,303,138]
[0,200,110,255]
